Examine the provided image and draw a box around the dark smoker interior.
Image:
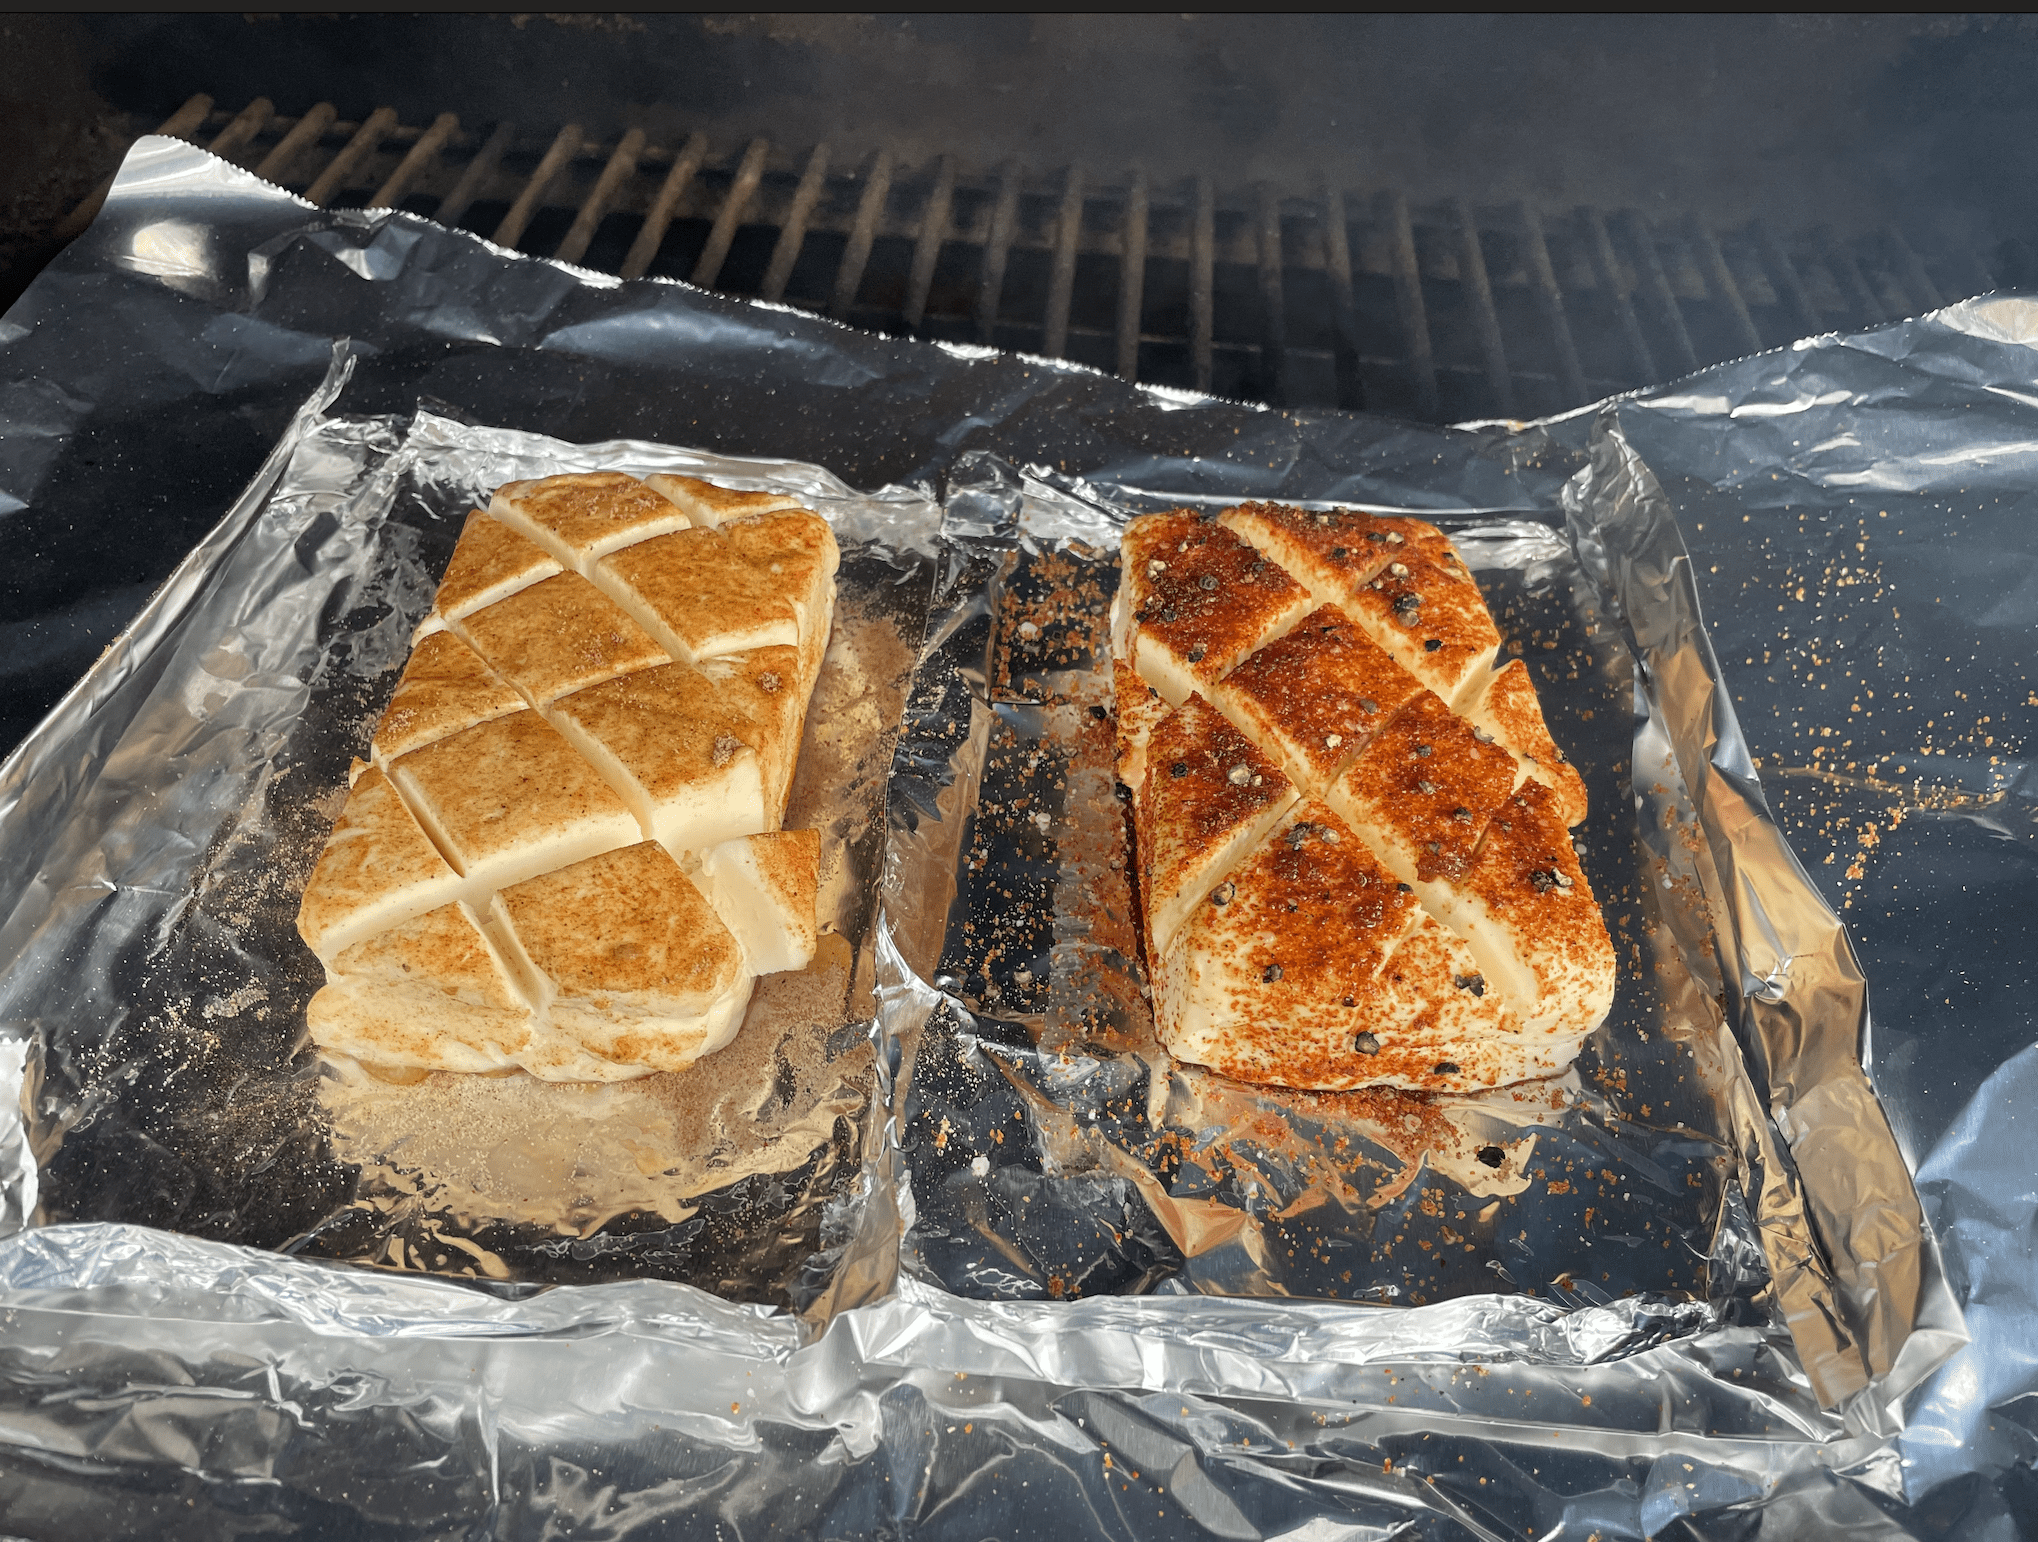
[3,13,2035,424]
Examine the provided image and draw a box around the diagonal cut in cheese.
[1207,605,1424,794]
[413,511,563,641]
[489,471,691,569]
[594,526,811,666]
[642,472,804,529]
[310,901,537,1072]
[700,828,820,976]
[1327,689,1521,909]
[1137,694,1297,959]
[1339,552,1502,708]
[1112,515,1314,708]
[454,570,669,705]
[296,765,466,964]
[1462,658,1588,826]
[1218,502,1407,606]
[1152,800,1520,1091]
[490,841,750,1071]
[370,630,528,769]
[716,509,839,688]
[390,709,640,894]
[1448,779,1615,1035]
[545,655,789,857]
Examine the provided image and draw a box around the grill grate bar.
[45,98,2024,422]
[207,98,274,162]
[371,112,458,210]
[1453,196,1514,417]
[1384,191,1441,419]
[1749,218,1820,338]
[494,124,583,252]
[1518,203,1586,405]
[1190,174,1215,393]
[1256,184,1288,407]
[555,127,644,267]
[832,150,894,318]
[976,161,1023,345]
[1816,226,1887,327]
[902,154,955,330]
[434,120,512,230]
[1688,215,1764,357]
[1579,205,1657,383]
[1042,164,1085,361]
[304,106,397,209]
[1884,226,1944,312]
[1115,168,1148,381]
[1320,182,1364,411]
[691,136,768,290]
[620,131,706,282]
[253,101,336,186]
[1621,209,1700,377]
[762,142,831,303]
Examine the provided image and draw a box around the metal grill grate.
[69,95,2021,422]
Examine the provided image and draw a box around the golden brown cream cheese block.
[1114,502,1614,1093]
[296,470,836,1082]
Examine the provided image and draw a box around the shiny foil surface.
[0,374,938,1314]
[885,451,1946,1418]
[0,137,2029,1538]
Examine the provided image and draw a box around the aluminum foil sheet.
[890,460,1744,1311]
[0,136,2030,1537]
[0,362,938,1316]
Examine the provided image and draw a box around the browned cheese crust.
[425,510,563,627]
[1135,693,1296,958]
[456,571,671,704]
[295,471,835,1081]
[370,630,527,767]
[1209,604,1423,789]
[1118,514,1313,704]
[490,470,692,565]
[1116,501,1614,1092]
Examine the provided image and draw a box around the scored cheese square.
[413,511,563,641]
[370,630,527,768]
[643,472,804,529]
[1463,658,1588,826]
[489,471,692,569]
[699,828,821,976]
[718,510,840,687]
[490,841,750,1071]
[390,709,640,894]
[310,901,537,1073]
[1449,779,1614,1035]
[546,650,800,858]
[1115,501,1613,1092]
[299,469,836,1083]
[455,570,670,704]
[1340,554,1502,708]
[1152,800,1521,1091]
[1135,694,1297,959]
[1218,502,1403,605]
[1114,515,1313,707]
[1207,605,1424,794]
[297,765,465,963]
[597,526,803,664]
[692,648,808,819]
[1328,690,1521,908]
